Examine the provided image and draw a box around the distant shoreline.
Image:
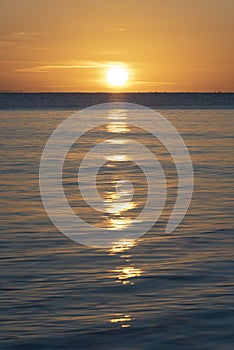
[0,92,233,110]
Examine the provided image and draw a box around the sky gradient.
[0,0,233,92]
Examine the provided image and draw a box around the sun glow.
[107,66,128,87]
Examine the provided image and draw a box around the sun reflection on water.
[108,240,143,285]
[104,110,143,312]
[113,266,142,285]
[107,110,128,121]
[108,239,136,254]
[105,139,128,145]
[106,122,129,134]
[104,179,136,215]
[105,154,129,162]
[107,217,134,230]
[110,314,132,328]
[105,201,136,214]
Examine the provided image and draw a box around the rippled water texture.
[1,108,233,349]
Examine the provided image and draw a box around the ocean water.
[0,103,234,349]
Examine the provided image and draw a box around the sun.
[107,66,128,87]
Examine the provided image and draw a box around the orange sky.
[0,0,233,92]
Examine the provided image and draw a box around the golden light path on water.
[105,110,142,271]
[105,110,145,328]
[80,108,145,327]
[103,112,139,230]
[108,240,143,328]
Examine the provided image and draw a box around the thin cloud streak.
[132,81,178,86]
[0,32,46,42]
[13,60,125,73]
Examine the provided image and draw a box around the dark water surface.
[0,106,234,349]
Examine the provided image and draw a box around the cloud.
[133,81,177,86]
[0,32,46,41]
[13,60,123,73]
[0,32,46,42]
[107,28,127,32]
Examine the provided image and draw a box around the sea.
[0,93,234,350]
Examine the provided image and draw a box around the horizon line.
[0,91,233,94]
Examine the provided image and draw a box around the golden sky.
[0,0,233,92]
